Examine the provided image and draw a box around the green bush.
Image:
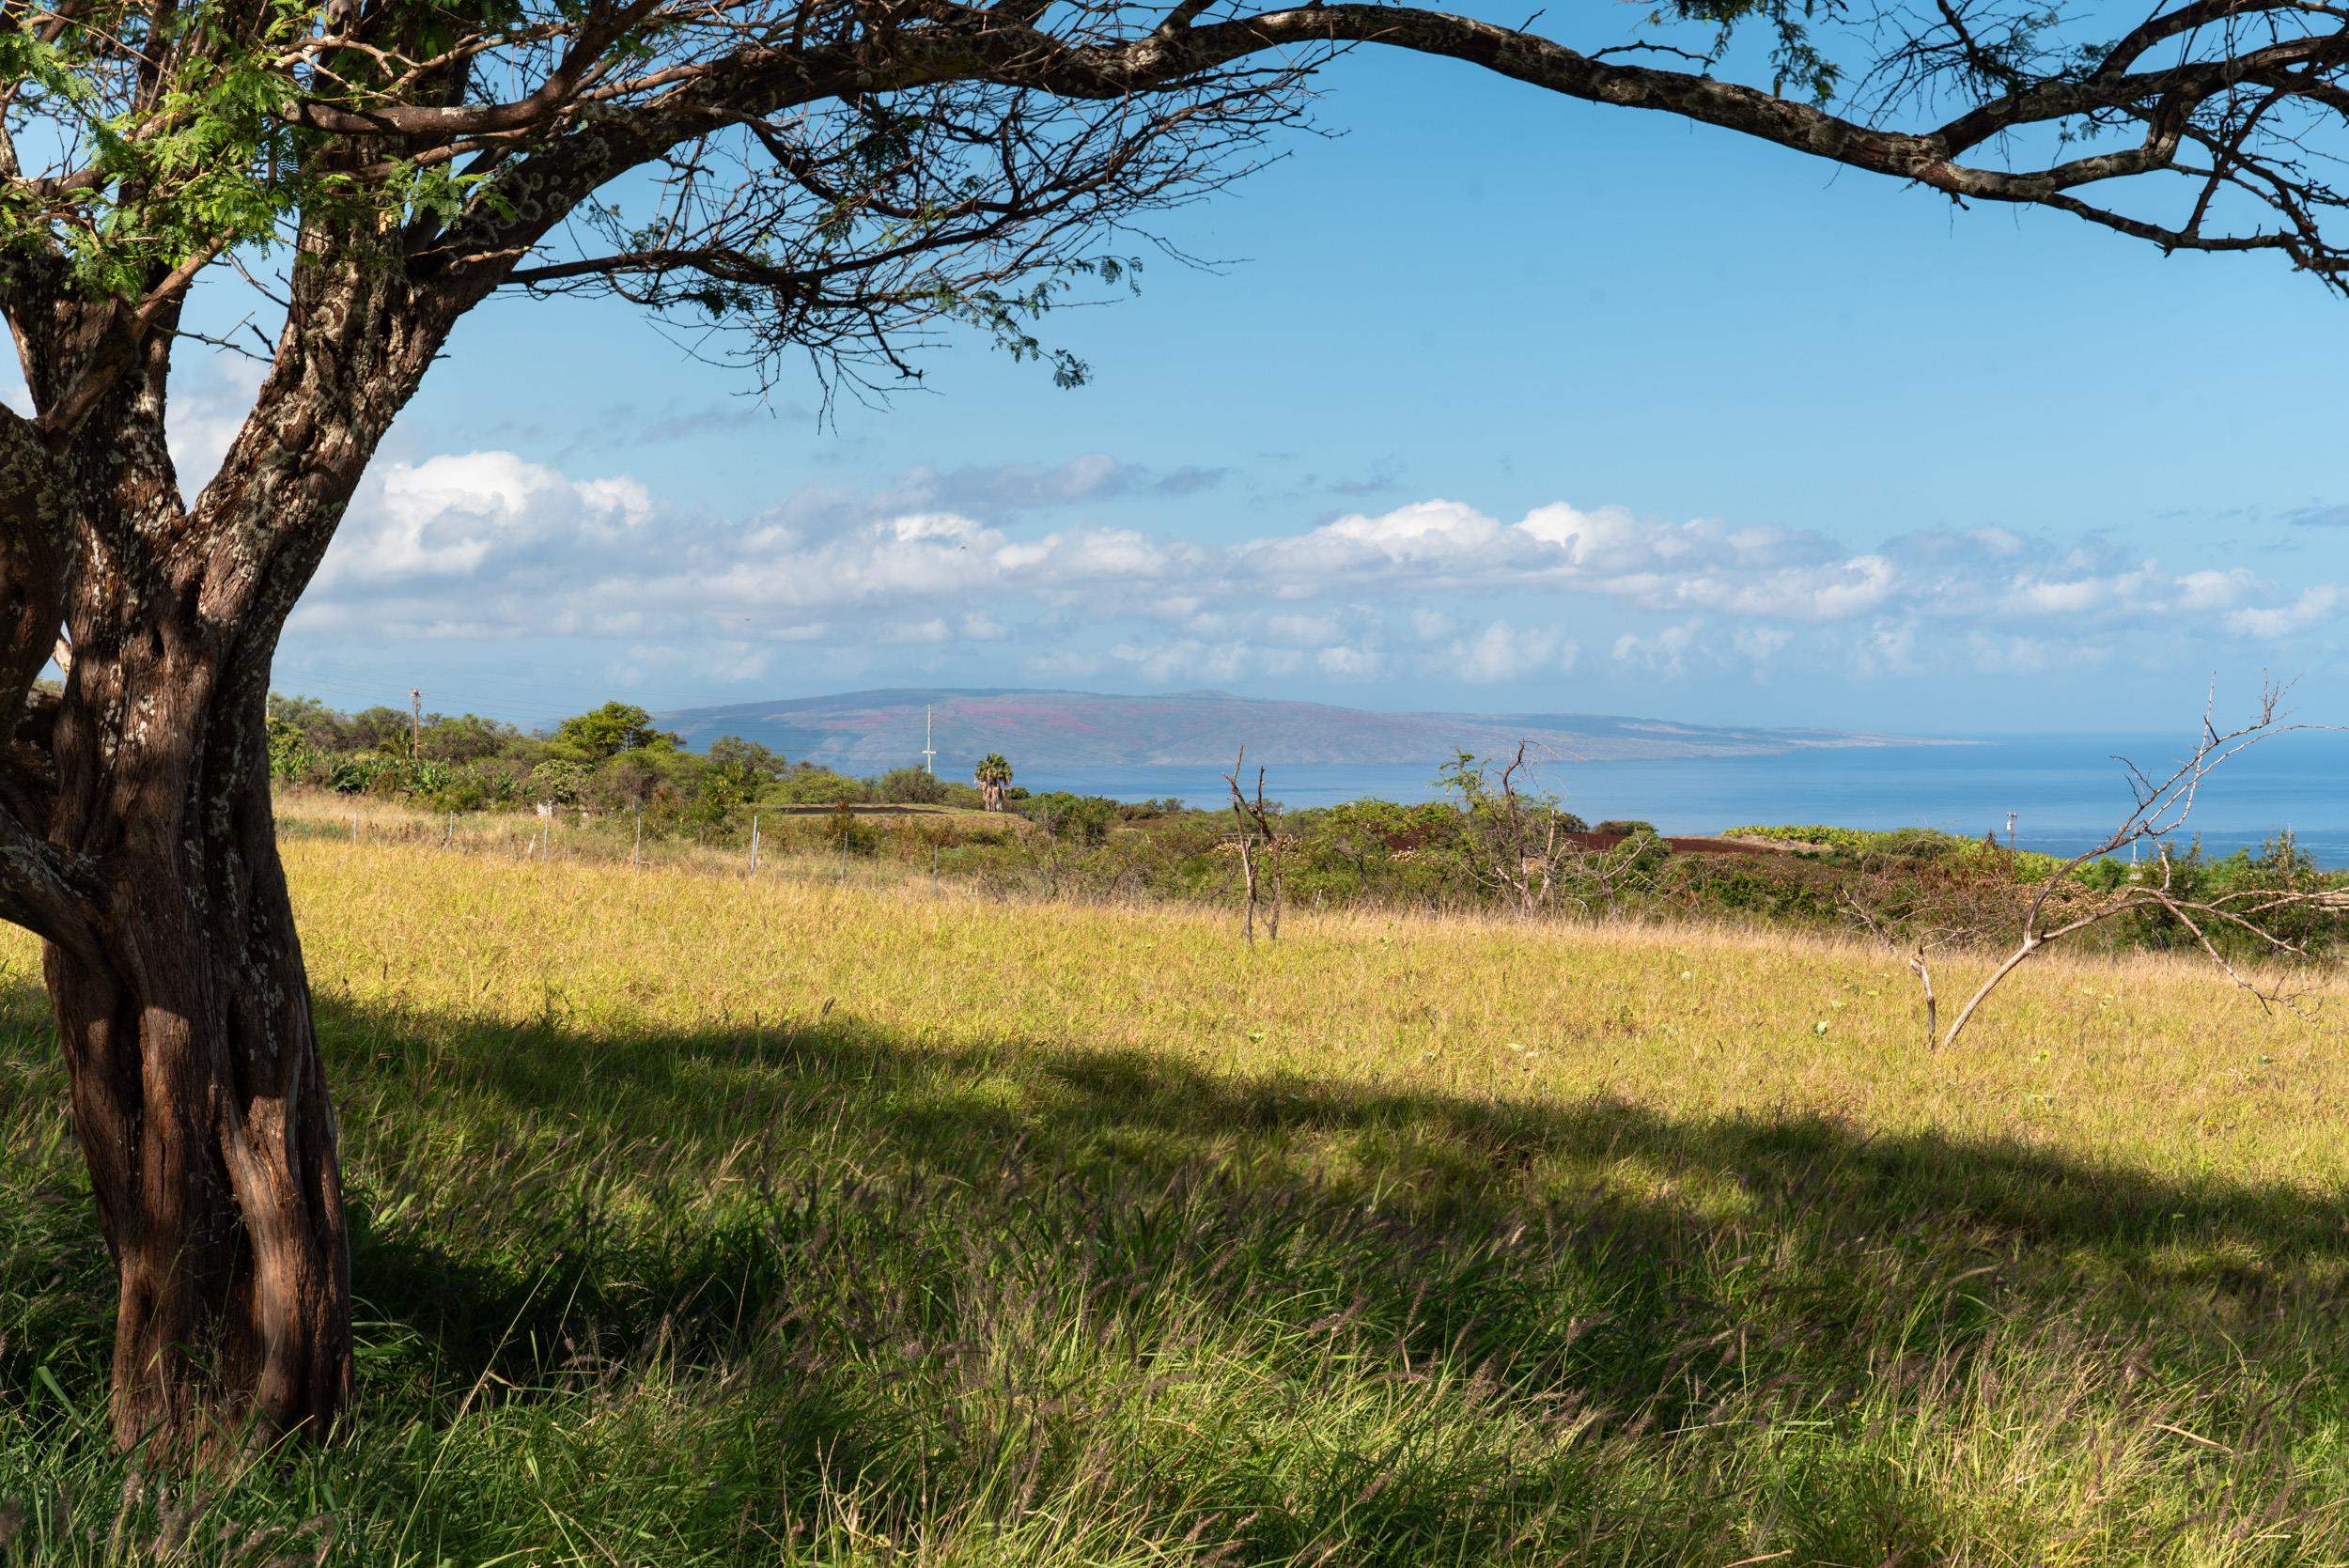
[822,801,881,857]
[1019,792,1117,846]
[770,768,870,806]
[873,766,950,804]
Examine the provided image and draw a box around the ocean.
[1017,732,2349,864]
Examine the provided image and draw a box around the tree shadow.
[7,976,2346,1561]
[336,988,2349,1548]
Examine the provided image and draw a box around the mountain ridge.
[654,687,1934,770]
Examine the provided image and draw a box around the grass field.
[3,830,2348,1564]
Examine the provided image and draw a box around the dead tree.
[1886,681,2348,1049]
[1843,851,2026,1048]
[1441,743,1647,915]
[1224,748,1283,944]
[1482,743,1567,913]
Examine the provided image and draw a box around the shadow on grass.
[5,976,2346,1561]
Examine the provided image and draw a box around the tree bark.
[44,618,350,1454]
[0,208,475,1454]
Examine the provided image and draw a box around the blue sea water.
[1019,733,2349,864]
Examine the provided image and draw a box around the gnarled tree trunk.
[0,228,473,1454]
[44,618,348,1452]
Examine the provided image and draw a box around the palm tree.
[974,753,1013,812]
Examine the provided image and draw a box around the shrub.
[1019,792,1116,846]
[873,767,950,805]
[528,758,590,805]
[823,801,880,857]
[267,717,315,783]
[771,768,870,806]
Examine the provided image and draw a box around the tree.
[265,693,350,753]
[1436,745,1587,913]
[419,711,523,766]
[708,737,786,790]
[546,702,681,765]
[1223,749,1283,943]
[2,0,2347,1460]
[1882,684,2349,1049]
[875,765,951,803]
[975,754,1015,812]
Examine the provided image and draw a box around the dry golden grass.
[288,833,2349,1188]
[3,829,2346,1565]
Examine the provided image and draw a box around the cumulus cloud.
[289,448,2346,689]
[2227,585,2340,638]
[1408,609,1455,643]
[1315,644,1383,677]
[166,356,270,490]
[1267,612,1345,646]
[318,451,651,591]
[1610,622,1702,679]
[1731,626,1792,673]
[1446,621,1578,683]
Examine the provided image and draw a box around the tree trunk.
[45,616,349,1456]
[0,188,472,1458]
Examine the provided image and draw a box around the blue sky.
[191,41,2349,737]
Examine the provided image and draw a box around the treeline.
[274,695,979,817]
[266,694,1182,831]
[272,694,2342,962]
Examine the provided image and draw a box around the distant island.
[655,687,1936,771]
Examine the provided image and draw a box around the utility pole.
[922,704,937,777]
[409,687,423,757]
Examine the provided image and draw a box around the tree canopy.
[547,701,681,764]
[1,0,2346,446]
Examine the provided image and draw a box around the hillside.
[657,686,1910,769]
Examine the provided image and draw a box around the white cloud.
[2006,577,2108,616]
[1963,631,2111,674]
[1267,612,1344,646]
[1610,621,1702,679]
[319,451,648,588]
[288,449,2347,691]
[2227,585,2340,638]
[2175,568,2255,611]
[1447,621,1578,683]
[1732,626,1791,672]
[167,356,269,491]
[1859,619,1919,676]
[1110,639,1302,684]
[1315,644,1384,677]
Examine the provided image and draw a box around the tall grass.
[2,835,2346,1563]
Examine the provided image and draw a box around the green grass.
[2,835,2348,1563]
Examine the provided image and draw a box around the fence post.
[444,810,455,848]
[350,808,359,844]
[633,804,644,868]
[749,812,760,877]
